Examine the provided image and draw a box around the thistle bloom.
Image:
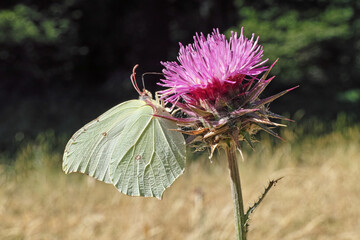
[159,28,268,106]
[158,28,297,240]
[159,28,296,155]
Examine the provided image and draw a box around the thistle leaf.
[243,132,255,150]
[250,117,287,127]
[253,122,283,140]
[188,105,214,117]
[153,114,199,126]
[243,76,275,106]
[231,108,259,117]
[264,111,293,122]
[244,177,283,232]
[260,58,278,81]
[252,86,299,108]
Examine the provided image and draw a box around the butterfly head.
[131,64,155,100]
[139,89,153,101]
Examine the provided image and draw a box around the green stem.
[226,140,247,240]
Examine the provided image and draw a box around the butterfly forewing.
[62,100,145,183]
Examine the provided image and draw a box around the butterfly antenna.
[141,72,164,92]
[130,64,142,95]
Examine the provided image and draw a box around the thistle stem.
[226,140,247,240]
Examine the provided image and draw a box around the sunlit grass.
[1,117,359,240]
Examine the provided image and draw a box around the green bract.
[63,98,186,199]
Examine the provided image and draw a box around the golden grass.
[1,124,359,240]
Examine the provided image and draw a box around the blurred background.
[0,0,359,239]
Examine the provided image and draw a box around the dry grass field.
[1,119,359,240]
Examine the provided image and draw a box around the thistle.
[158,28,297,240]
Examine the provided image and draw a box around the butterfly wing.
[63,100,145,183]
[109,103,186,199]
[63,98,186,199]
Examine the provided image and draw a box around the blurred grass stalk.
[1,113,359,239]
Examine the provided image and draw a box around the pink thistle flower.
[159,28,268,106]
[158,28,297,156]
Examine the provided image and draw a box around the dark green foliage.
[0,0,238,155]
[229,0,360,117]
[0,0,359,156]
[0,3,79,81]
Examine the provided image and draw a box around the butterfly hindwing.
[109,103,186,199]
[63,99,186,199]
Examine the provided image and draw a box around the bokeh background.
[0,0,359,239]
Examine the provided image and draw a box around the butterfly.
[62,65,186,199]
